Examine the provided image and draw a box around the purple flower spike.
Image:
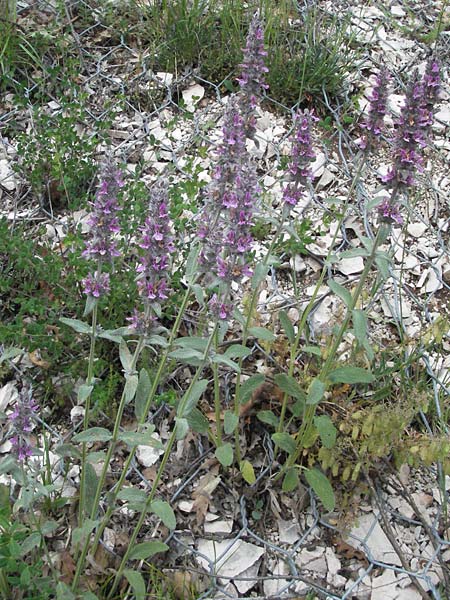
[83,159,124,263]
[127,309,157,336]
[129,182,174,335]
[82,271,110,298]
[378,197,403,225]
[282,110,317,209]
[9,386,38,462]
[208,294,231,321]
[359,68,390,150]
[423,59,441,107]
[198,96,258,292]
[237,11,269,139]
[384,68,439,190]
[82,158,124,299]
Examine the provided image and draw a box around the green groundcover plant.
[0,10,445,600]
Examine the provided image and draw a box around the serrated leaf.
[314,415,337,449]
[239,374,265,404]
[289,398,305,417]
[303,345,322,357]
[118,431,162,448]
[306,378,325,405]
[328,366,374,384]
[73,427,112,443]
[215,443,233,467]
[150,500,176,530]
[271,432,296,455]
[352,309,368,346]
[175,417,189,440]
[232,308,246,326]
[251,262,268,289]
[178,379,208,418]
[185,244,200,284]
[117,488,147,504]
[135,368,151,421]
[72,518,99,547]
[224,344,252,359]
[60,317,92,335]
[224,411,239,435]
[124,569,146,600]
[375,255,390,279]
[186,408,209,434]
[128,540,169,561]
[124,374,139,403]
[256,410,279,428]
[274,373,305,401]
[211,354,241,372]
[240,460,256,484]
[19,532,41,556]
[328,279,352,308]
[279,310,295,343]
[56,583,76,600]
[84,464,99,517]
[282,467,299,492]
[77,384,94,403]
[119,340,133,372]
[248,326,276,342]
[304,468,335,512]
[192,283,205,305]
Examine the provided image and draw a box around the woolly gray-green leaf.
[305,468,335,511]
[128,541,169,561]
[328,366,374,384]
[135,368,151,421]
[73,428,112,443]
[279,310,295,344]
[215,443,233,467]
[150,500,176,530]
[60,317,92,335]
[124,569,146,600]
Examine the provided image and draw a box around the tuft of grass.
[105,0,358,104]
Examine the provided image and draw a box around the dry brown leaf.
[191,469,221,526]
[59,549,76,584]
[29,349,50,369]
[332,536,368,564]
[239,381,284,417]
[169,570,199,599]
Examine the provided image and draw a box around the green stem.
[72,286,193,592]
[77,302,98,524]
[106,328,217,599]
[287,225,387,469]
[88,336,145,520]
[213,327,222,446]
[232,217,286,464]
[276,155,368,441]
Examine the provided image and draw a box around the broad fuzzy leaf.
[328,366,374,384]
[304,468,335,511]
[128,541,169,561]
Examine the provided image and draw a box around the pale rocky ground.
[1,0,449,598]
